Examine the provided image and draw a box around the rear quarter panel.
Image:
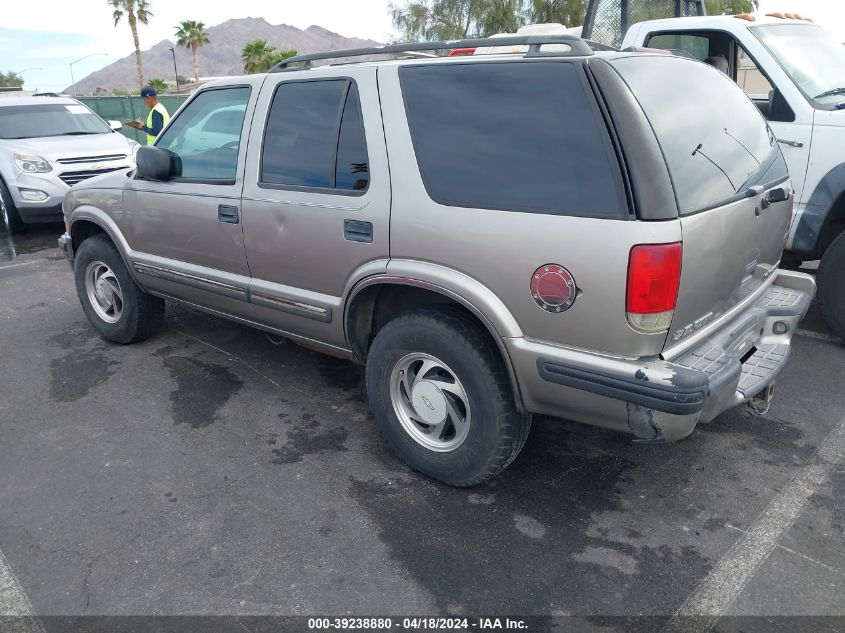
[378,62,681,358]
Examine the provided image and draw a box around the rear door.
[240,67,390,350]
[611,55,791,349]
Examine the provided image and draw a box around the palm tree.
[109,0,152,92]
[147,77,168,94]
[242,39,276,74]
[175,20,210,83]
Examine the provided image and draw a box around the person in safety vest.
[128,86,170,144]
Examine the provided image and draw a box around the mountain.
[68,18,381,94]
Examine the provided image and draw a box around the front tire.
[818,231,845,341]
[0,178,27,234]
[365,307,531,486]
[73,234,165,344]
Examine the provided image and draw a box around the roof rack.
[270,35,598,71]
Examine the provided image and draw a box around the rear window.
[611,56,788,214]
[400,61,626,217]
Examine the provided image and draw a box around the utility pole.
[169,47,180,94]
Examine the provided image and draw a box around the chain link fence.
[584,0,706,48]
[77,96,188,144]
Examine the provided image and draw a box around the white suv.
[0,96,138,233]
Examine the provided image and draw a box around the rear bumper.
[507,270,816,442]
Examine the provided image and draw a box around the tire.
[0,178,27,234]
[817,230,845,341]
[365,306,531,486]
[73,234,165,344]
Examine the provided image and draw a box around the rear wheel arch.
[345,280,526,412]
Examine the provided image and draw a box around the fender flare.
[793,163,845,256]
[344,270,526,411]
[68,207,139,282]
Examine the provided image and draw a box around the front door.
[123,83,261,319]
[240,67,390,350]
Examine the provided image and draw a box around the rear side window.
[400,62,626,217]
[612,56,788,214]
[261,79,369,192]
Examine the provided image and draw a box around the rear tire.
[365,306,531,486]
[0,178,27,235]
[73,234,165,344]
[818,231,845,341]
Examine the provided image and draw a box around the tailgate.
[667,186,792,348]
[607,55,792,352]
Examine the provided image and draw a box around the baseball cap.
[140,86,157,97]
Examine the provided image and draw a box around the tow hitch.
[747,382,775,416]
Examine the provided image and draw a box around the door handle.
[218,204,239,224]
[343,219,373,243]
[777,138,804,148]
[760,186,791,210]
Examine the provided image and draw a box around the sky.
[0,0,395,92]
[0,0,843,92]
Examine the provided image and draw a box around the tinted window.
[261,80,347,189]
[335,85,369,191]
[647,34,710,61]
[157,87,250,181]
[0,103,111,139]
[612,56,787,214]
[400,62,625,216]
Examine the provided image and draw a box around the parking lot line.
[662,412,845,633]
[0,260,41,272]
[0,549,44,632]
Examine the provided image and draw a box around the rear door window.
[611,55,787,214]
[399,61,626,217]
[260,79,369,192]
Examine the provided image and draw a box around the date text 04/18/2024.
[307,618,528,630]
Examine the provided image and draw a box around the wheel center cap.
[411,381,448,425]
[95,280,109,302]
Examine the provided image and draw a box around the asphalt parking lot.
[1,223,844,628]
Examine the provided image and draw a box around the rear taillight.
[626,242,683,333]
[448,48,476,56]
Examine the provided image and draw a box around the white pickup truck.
[622,13,845,340]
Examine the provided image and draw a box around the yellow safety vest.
[145,102,171,145]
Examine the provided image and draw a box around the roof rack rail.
[270,35,597,71]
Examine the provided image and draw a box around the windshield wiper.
[813,87,845,100]
[58,131,102,136]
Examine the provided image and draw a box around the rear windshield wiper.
[813,87,845,100]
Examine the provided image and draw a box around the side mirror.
[107,120,123,131]
[135,146,175,182]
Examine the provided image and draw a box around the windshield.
[753,24,845,108]
[0,103,112,139]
